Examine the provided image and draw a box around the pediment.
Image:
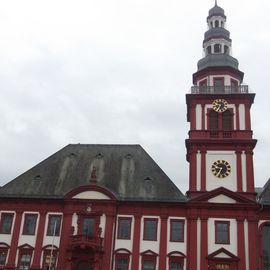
[208,194,236,204]
[65,184,117,200]
[189,187,255,204]
[207,248,239,261]
[140,249,158,256]
[73,190,110,200]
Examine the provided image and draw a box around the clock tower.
[186,3,257,200]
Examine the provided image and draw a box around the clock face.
[212,99,228,112]
[211,160,231,178]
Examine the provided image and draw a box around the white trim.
[197,152,201,191]
[197,218,201,270]
[242,151,247,192]
[244,220,249,270]
[196,104,202,130]
[239,104,245,130]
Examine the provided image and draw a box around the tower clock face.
[212,99,228,112]
[211,160,231,178]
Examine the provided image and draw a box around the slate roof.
[258,178,270,205]
[0,144,186,202]
[208,4,226,19]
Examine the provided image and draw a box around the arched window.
[261,224,270,270]
[215,20,219,27]
[222,111,233,130]
[214,44,221,53]
[221,21,224,28]
[209,111,219,130]
[207,46,212,55]
[224,45,229,54]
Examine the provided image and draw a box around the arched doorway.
[76,260,93,270]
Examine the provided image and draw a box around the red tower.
[186,3,257,200]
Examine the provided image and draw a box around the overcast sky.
[1,0,270,193]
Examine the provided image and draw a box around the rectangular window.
[231,79,238,93]
[199,79,208,93]
[0,250,7,266]
[215,221,230,244]
[117,217,132,239]
[170,220,184,242]
[143,219,158,241]
[214,78,224,93]
[19,253,31,270]
[43,253,56,270]
[47,215,62,236]
[0,213,14,234]
[169,259,183,270]
[142,258,155,270]
[115,255,129,270]
[23,214,38,235]
[82,217,95,236]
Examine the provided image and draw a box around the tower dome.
[208,4,225,18]
[192,2,245,88]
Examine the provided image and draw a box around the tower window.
[209,111,219,130]
[214,44,222,53]
[231,79,238,93]
[215,221,230,244]
[213,77,224,92]
[208,109,233,131]
[224,45,229,54]
[222,111,233,130]
[207,46,212,55]
[215,20,219,27]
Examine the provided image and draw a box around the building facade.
[1,3,270,270]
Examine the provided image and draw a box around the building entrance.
[76,260,93,270]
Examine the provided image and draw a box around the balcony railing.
[190,85,249,94]
[188,130,253,139]
[70,234,103,249]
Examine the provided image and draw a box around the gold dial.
[211,160,231,178]
[212,99,228,112]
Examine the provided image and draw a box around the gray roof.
[258,178,270,205]
[204,28,231,43]
[208,5,225,18]
[197,54,239,71]
[0,144,186,202]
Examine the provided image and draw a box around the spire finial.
[90,166,97,184]
[215,0,217,6]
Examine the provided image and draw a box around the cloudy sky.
[1,0,270,193]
